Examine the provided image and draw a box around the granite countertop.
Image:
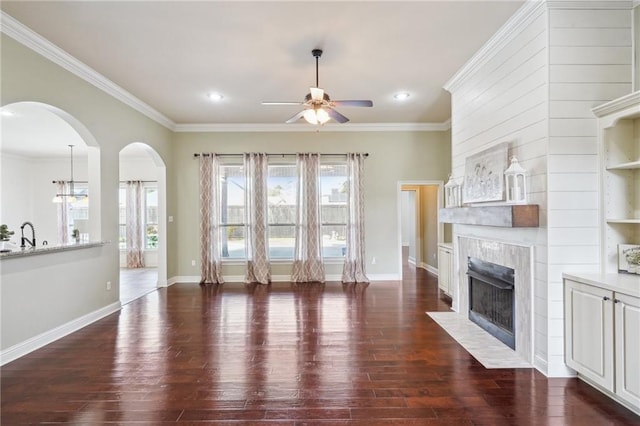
[0,241,109,260]
[563,272,640,298]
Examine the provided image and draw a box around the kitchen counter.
[0,241,109,260]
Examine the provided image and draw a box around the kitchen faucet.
[20,221,36,249]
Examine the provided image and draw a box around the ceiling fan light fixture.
[303,108,330,125]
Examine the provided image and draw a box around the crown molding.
[546,1,633,9]
[592,90,640,117]
[444,0,635,93]
[444,0,547,93]
[174,121,451,133]
[0,11,175,130]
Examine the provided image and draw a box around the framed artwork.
[618,244,640,272]
[462,142,508,204]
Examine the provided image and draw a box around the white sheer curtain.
[292,153,325,283]
[200,154,224,284]
[342,153,369,283]
[126,180,145,268]
[244,153,271,284]
[56,181,70,245]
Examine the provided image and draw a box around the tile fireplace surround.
[455,236,533,363]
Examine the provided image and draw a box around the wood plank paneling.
[448,3,632,377]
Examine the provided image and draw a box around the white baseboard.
[419,262,438,276]
[1,301,121,366]
[533,354,548,377]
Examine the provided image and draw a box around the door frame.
[396,180,444,278]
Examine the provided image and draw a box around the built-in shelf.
[606,219,640,224]
[607,160,640,170]
[438,204,539,228]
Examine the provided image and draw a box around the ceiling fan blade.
[262,101,304,106]
[331,100,373,107]
[285,110,307,124]
[327,107,349,124]
[310,87,325,102]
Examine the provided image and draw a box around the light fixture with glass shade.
[303,106,330,125]
[52,144,87,203]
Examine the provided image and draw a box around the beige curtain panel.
[244,153,271,284]
[342,153,369,283]
[126,180,145,268]
[291,153,325,283]
[199,154,224,284]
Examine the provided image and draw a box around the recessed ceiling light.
[393,92,410,101]
[208,93,224,102]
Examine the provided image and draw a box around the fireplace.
[467,257,515,350]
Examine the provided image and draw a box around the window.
[67,183,89,242]
[215,157,347,261]
[320,164,347,258]
[220,164,245,259]
[267,163,297,259]
[118,183,159,250]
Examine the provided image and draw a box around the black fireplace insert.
[467,257,515,350]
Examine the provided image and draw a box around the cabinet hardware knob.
[603,296,610,301]
[614,299,620,303]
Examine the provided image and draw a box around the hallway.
[1,269,638,424]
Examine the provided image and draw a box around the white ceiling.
[0,0,524,127]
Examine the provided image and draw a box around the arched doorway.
[118,143,167,304]
[0,101,101,246]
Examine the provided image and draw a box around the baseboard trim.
[533,354,549,377]
[0,301,121,366]
[419,263,438,276]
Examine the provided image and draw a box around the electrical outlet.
[372,257,377,265]
[191,260,196,266]
[106,281,111,291]
[168,216,174,222]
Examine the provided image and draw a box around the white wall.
[445,1,634,377]
[0,153,33,245]
[546,6,632,376]
[401,191,412,246]
[446,2,550,372]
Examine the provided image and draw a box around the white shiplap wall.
[546,6,632,376]
[445,1,633,377]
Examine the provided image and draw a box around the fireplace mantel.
[438,205,539,228]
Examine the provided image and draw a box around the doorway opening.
[119,143,167,304]
[397,181,443,279]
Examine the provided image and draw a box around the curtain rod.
[52,180,158,184]
[193,153,369,158]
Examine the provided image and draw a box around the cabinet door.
[615,293,640,408]
[438,247,452,295]
[564,279,614,391]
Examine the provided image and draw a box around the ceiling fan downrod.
[312,49,322,88]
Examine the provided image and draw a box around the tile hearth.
[427,311,531,369]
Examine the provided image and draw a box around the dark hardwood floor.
[2,264,639,425]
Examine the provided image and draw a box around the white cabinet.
[593,92,640,273]
[564,277,640,414]
[438,244,453,296]
[614,292,640,409]
[564,279,614,391]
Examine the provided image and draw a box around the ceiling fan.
[262,49,373,124]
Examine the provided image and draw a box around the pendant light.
[52,145,86,203]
